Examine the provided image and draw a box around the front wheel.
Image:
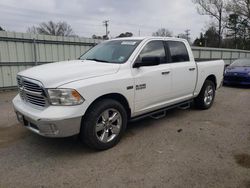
[80,99,127,150]
[194,80,215,110]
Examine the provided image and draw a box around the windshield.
[79,40,141,64]
[230,59,250,67]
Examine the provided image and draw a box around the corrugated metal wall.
[0,31,102,88]
[192,46,250,65]
[1,30,250,89]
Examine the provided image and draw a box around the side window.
[137,41,166,64]
[167,41,190,63]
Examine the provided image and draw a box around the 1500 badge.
[136,84,146,90]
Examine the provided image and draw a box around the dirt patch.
[0,124,29,148]
[234,154,250,169]
[245,181,250,188]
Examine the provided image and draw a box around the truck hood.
[18,60,120,88]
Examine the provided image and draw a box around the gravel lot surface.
[0,86,250,188]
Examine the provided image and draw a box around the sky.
[0,0,211,41]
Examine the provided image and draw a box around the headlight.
[224,69,228,74]
[47,89,84,106]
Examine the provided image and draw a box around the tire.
[194,80,215,110]
[80,99,127,150]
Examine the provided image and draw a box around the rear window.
[167,41,190,63]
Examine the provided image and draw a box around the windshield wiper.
[86,58,109,63]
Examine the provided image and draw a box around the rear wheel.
[194,80,215,110]
[81,99,127,150]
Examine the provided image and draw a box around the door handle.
[162,71,170,75]
[189,68,196,71]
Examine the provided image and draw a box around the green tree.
[204,26,220,47]
[116,32,133,38]
[226,0,250,49]
[228,0,250,20]
[238,19,250,49]
[193,33,206,46]
[152,28,173,37]
[226,14,242,48]
[192,0,227,47]
[92,34,103,39]
[27,21,75,36]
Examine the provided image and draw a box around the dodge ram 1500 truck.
[13,37,224,150]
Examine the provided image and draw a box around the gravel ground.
[0,86,250,188]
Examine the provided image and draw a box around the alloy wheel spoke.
[208,90,213,95]
[100,131,109,142]
[109,112,119,123]
[111,125,120,134]
[96,123,105,132]
[206,98,211,103]
[102,110,109,121]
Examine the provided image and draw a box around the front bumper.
[13,94,84,137]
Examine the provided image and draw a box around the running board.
[178,101,191,110]
[150,110,166,120]
[130,100,193,122]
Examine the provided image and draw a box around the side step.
[150,110,166,120]
[130,100,193,122]
[178,102,191,110]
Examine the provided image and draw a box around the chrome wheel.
[204,85,214,106]
[95,108,122,143]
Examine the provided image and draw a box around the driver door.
[131,40,172,115]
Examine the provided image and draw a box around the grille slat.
[17,76,48,107]
[24,85,41,89]
[26,96,45,103]
[26,94,44,101]
[23,80,43,91]
[26,98,46,106]
[24,87,43,93]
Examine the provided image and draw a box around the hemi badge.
[127,86,134,90]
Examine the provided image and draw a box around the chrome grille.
[17,76,48,107]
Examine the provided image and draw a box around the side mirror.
[133,56,160,68]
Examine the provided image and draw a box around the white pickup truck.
[13,37,224,150]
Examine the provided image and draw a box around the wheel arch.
[205,74,217,89]
[84,93,131,120]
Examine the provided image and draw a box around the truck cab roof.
[110,36,188,43]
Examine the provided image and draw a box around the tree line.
[151,0,250,50]
[192,0,250,50]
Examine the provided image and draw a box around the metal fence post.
[230,51,233,64]
[33,38,37,66]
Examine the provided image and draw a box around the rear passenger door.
[165,41,196,100]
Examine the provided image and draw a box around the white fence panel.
[0,31,101,89]
[1,31,250,89]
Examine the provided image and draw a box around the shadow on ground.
[7,108,186,157]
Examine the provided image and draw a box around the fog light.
[49,124,59,135]
[16,112,23,123]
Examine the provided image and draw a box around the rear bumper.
[13,94,83,137]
